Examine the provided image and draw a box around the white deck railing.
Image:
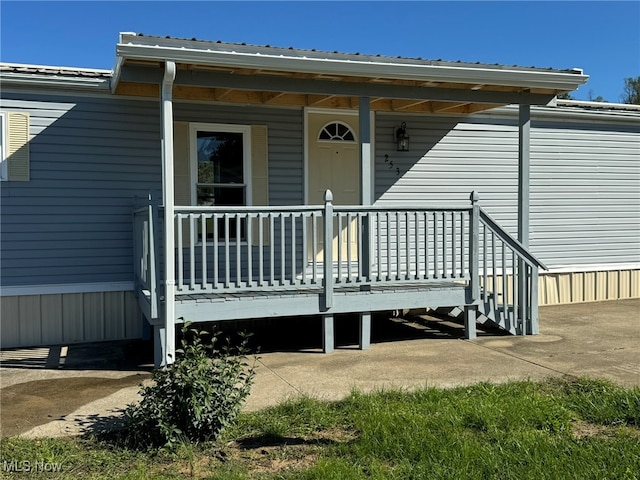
[133,191,546,335]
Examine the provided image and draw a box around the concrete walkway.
[1,299,638,438]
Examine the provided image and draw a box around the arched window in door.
[318,121,356,142]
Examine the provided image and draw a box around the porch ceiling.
[116,60,515,114]
[113,34,588,114]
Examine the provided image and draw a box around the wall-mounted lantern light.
[395,122,410,151]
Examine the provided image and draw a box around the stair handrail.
[478,208,547,270]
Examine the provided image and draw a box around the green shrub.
[124,323,256,448]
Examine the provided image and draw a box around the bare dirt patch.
[222,427,357,476]
[572,420,640,440]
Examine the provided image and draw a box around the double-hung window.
[190,123,251,241]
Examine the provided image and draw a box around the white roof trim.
[115,35,589,92]
[0,62,111,74]
[557,99,640,111]
[484,103,640,124]
[0,63,111,91]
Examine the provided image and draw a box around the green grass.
[2,377,639,479]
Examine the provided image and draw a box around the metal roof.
[115,33,588,93]
[129,33,581,75]
[0,63,111,78]
[0,63,111,91]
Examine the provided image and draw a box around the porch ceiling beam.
[262,92,288,104]
[119,65,556,105]
[390,99,430,110]
[308,95,354,109]
[216,88,233,100]
[307,94,336,106]
[431,101,471,113]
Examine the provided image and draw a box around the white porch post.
[518,100,531,334]
[359,97,372,275]
[518,101,531,247]
[359,97,372,207]
[160,60,176,366]
[359,97,372,350]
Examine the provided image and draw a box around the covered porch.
[134,192,544,367]
[114,34,587,367]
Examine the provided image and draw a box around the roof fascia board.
[115,43,589,92]
[481,104,640,125]
[0,72,111,92]
[119,65,556,105]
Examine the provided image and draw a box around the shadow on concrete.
[0,311,508,371]
[0,340,154,371]
[219,310,508,355]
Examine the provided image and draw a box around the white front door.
[307,112,360,261]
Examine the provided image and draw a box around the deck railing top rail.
[174,205,472,214]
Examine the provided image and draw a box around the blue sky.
[1,1,638,102]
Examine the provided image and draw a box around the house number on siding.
[384,154,400,176]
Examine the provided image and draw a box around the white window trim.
[189,122,252,207]
[0,112,7,181]
[188,122,252,245]
[317,120,358,143]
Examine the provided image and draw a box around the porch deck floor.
[173,281,469,324]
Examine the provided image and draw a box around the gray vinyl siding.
[529,122,640,266]
[0,95,305,289]
[374,110,640,269]
[172,102,304,206]
[1,92,161,287]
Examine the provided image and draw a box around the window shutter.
[173,121,190,205]
[7,112,30,181]
[251,125,268,206]
[251,125,269,245]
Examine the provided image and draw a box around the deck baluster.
[452,211,457,279]
[189,214,196,290]
[481,225,487,302]
[424,211,429,279]
[323,191,334,309]
[395,212,401,280]
[280,213,286,286]
[510,249,515,329]
[414,211,420,280]
[258,214,264,287]
[469,192,480,301]
[224,214,230,288]
[405,211,411,280]
[201,214,208,289]
[433,212,438,279]
[177,214,184,291]
[376,212,382,282]
[491,231,497,302]
[269,213,275,286]
[312,213,318,282]
[291,213,297,285]
[302,213,308,284]
[247,214,253,288]
[337,214,343,283]
[460,211,465,280]
[357,213,363,281]
[347,212,353,282]
[386,212,391,281]
[442,212,447,278]
[213,214,218,289]
[501,242,508,326]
